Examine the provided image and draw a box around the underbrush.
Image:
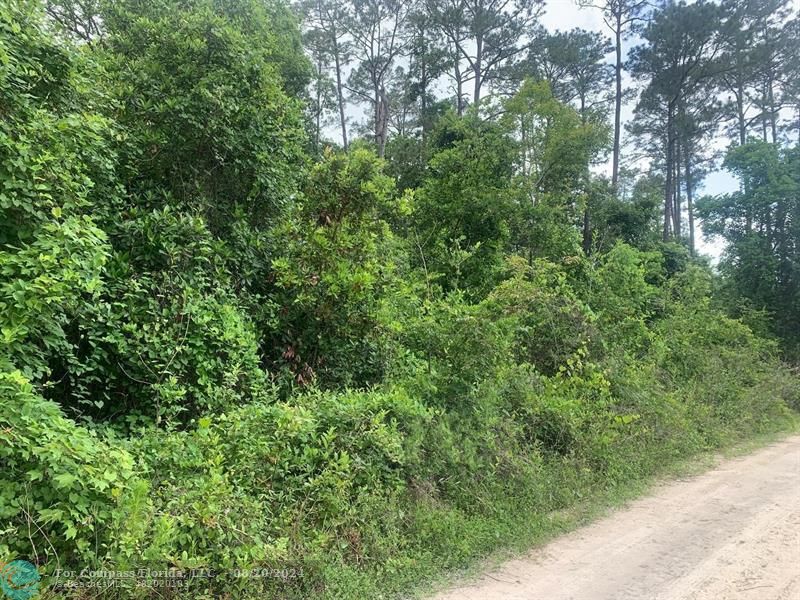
[3,247,799,600]
[3,313,798,599]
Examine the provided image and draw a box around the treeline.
[300,0,800,354]
[0,0,798,598]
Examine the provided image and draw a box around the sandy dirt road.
[432,435,800,600]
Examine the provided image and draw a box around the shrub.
[0,370,139,567]
[267,149,402,391]
[485,256,595,375]
[110,388,430,595]
[396,293,515,409]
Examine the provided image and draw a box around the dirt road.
[432,435,800,600]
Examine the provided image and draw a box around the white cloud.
[541,0,604,32]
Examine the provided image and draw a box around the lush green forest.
[1,0,799,597]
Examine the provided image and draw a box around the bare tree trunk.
[473,34,483,106]
[314,54,323,153]
[580,103,590,254]
[582,204,592,255]
[612,14,622,190]
[376,86,389,158]
[685,150,694,255]
[420,30,429,144]
[521,118,528,177]
[736,85,747,145]
[663,104,675,241]
[454,51,464,116]
[767,77,778,143]
[764,26,778,144]
[332,36,348,150]
[374,84,380,149]
[674,139,682,238]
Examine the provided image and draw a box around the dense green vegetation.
[0,0,798,597]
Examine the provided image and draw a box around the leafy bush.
[101,0,308,233]
[0,370,139,565]
[411,113,518,296]
[485,256,595,374]
[267,149,403,390]
[396,293,515,409]
[112,388,430,595]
